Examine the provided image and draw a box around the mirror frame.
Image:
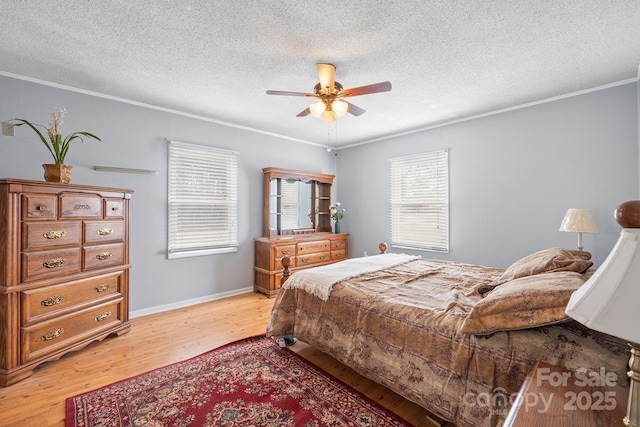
[262,167,335,237]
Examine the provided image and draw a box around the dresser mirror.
[262,167,335,237]
[269,179,313,231]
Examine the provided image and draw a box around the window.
[168,140,239,259]
[390,149,449,252]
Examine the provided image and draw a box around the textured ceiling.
[1,1,639,148]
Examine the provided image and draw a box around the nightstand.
[504,360,629,426]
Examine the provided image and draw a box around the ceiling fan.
[266,63,392,123]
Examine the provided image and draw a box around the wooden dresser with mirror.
[254,167,349,297]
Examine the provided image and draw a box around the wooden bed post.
[280,256,291,285]
[379,242,387,254]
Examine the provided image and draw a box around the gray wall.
[336,82,639,268]
[1,75,638,315]
[0,75,336,314]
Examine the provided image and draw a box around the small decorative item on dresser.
[330,202,345,234]
[42,163,73,183]
[11,107,101,183]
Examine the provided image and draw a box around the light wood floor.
[0,292,445,427]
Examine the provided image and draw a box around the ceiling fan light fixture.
[332,99,348,117]
[309,100,326,118]
[266,64,391,122]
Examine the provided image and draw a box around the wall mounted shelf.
[93,166,157,175]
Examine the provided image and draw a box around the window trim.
[167,140,239,259]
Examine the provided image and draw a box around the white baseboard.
[130,287,254,319]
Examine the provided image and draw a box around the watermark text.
[462,366,619,415]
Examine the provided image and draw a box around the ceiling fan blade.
[296,107,311,117]
[266,90,316,97]
[339,81,392,97]
[345,101,366,116]
[317,63,335,94]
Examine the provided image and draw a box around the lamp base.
[624,344,640,426]
[577,231,583,251]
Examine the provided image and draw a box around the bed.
[266,246,630,427]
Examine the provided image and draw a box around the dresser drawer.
[104,199,125,218]
[21,248,82,282]
[331,239,347,250]
[83,243,125,270]
[297,240,331,255]
[22,194,57,219]
[22,221,82,250]
[332,249,347,260]
[297,251,331,266]
[60,193,102,218]
[21,272,123,325]
[84,221,125,243]
[21,299,123,363]
[275,245,296,258]
[273,245,296,270]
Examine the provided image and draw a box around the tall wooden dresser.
[0,179,132,386]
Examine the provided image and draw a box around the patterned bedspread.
[266,259,630,427]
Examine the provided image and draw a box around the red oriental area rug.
[65,335,413,427]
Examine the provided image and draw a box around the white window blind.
[390,149,449,252]
[168,140,239,259]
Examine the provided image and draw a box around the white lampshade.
[559,208,599,250]
[322,110,335,123]
[565,227,640,344]
[559,208,599,233]
[309,101,326,118]
[331,99,348,116]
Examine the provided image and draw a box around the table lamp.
[565,200,640,426]
[559,208,599,250]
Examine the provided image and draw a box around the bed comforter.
[266,257,629,427]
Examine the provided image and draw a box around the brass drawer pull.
[319,255,326,260]
[335,242,342,248]
[95,311,112,322]
[74,204,91,210]
[38,205,47,211]
[301,257,310,263]
[281,249,290,255]
[96,228,114,236]
[41,296,64,307]
[95,284,110,293]
[43,230,66,239]
[41,328,64,341]
[96,252,112,260]
[43,258,65,268]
